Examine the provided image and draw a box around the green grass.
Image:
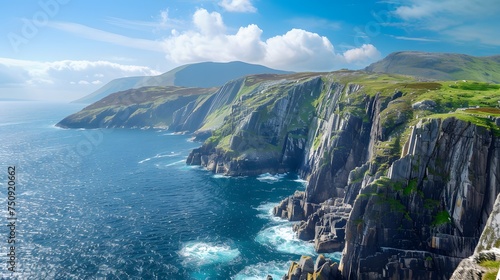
[432,210,451,226]
[428,111,500,136]
[450,82,500,91]
[403,179,418,196]
[479,260,500,280]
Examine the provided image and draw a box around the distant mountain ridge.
[365,51,500,83]
[73,61,291,104]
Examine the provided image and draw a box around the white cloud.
[162,9,380,71]
[219,0,257,13]
[49,21,164,52]
[390,35,438,42]
[0,58,161,101]
[193,9,225,35]
[393,0,500,46]
[343,44,381,65]
[263,29,340,71]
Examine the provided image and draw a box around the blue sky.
[1,0,500,101]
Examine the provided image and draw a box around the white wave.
[179,241,240,267]
[256,173,287,184]
[164,160,185,167]
[0,121,28,127]
[213,174,231,179]
[163,131,187,136]
[255,201,287,223]
[232,261,289,280]
[138,152,181,163]
[293,178,308,188]
[255,224,315,256]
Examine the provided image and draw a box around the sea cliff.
[58,70,500,279]
[183,72,500,279]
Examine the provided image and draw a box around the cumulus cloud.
[162,9,380,71]
[0,58,161,101]
[219,0,257,13]
[343,44,381,64]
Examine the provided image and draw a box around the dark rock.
[298,256,314,274]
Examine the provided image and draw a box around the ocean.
[0,101,340,279]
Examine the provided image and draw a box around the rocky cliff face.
[186,73,326,175]
[450,193,500,279]
[183,72,500,279]
[341,118,500,279]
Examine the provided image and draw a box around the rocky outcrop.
[341,118,500,279]
[450,192,500,279]
[283,255,341,280]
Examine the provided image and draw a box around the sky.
[1,0,500,101]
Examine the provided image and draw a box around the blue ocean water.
[0,102,340,279]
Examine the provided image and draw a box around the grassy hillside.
[58,86,217,129]
[365,51,500,83]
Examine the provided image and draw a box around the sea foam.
[232,261,289,280]
[255,224,316,256]
[255,201,287,223]
[256,173,287,184]
[179,241,240,267]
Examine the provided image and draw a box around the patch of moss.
[432,210,451,226]
[480,260,500,269]
[403,179,418,196]
[479,260,500,280]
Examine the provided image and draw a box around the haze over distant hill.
[73,61,291,104]
[365,51,500,83]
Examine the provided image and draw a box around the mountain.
[72,76,149,104]
[365,51,500,83]
[73,61,291,104]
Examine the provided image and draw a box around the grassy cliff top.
[365,51,500,83]
[202,70,500,159]
[84,86,218,110]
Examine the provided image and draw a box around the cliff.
[57,86,217,129]
[58,67,500,279]
[341,117,500,279]
[450,193,500,279]
[183,72,500,279]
